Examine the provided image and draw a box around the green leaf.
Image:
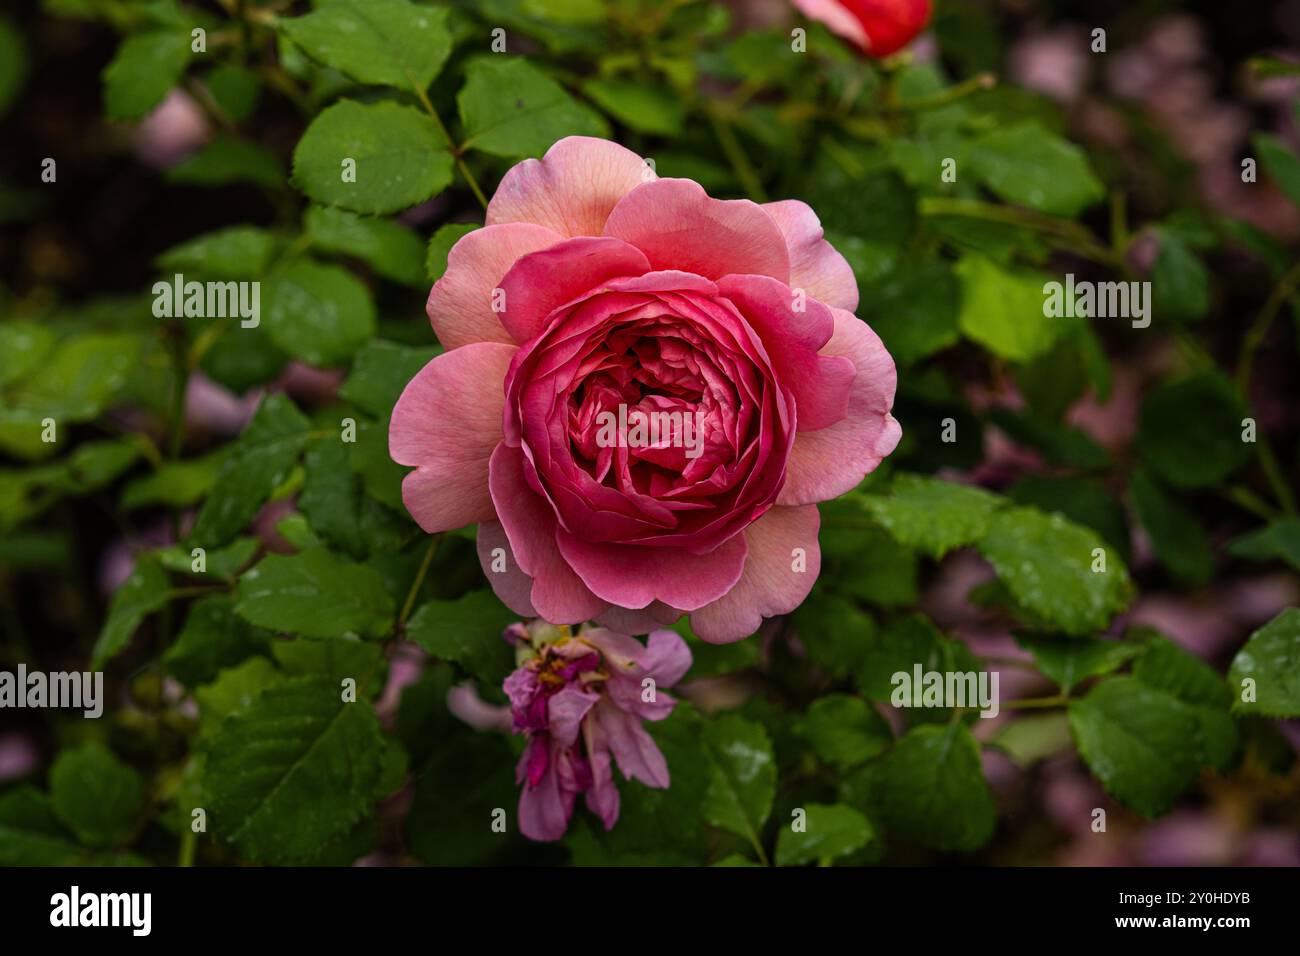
[850,722,995,851]
[583,78,685,135]
[702,714,776,846]
[0,15,28,117]
[977,506,1133,636]
[863,473,1004,558]
[292,99,452,214]
[165,595,271,688]
[458,57,608,159]
[1131,631,1237,770]
[1254,133,1300,207]
[1007,474,1130,561]
[426,222,479,282]
[263,258,376,366]
[790,592,875,680]
[1129,469,1213,586]
[272,636,383,693]
[0,323,54,387]
[299,437,414,558]
[203,676,386,863]
[1151,228,1210,322]
[103,30,192,121]
[856,614,980,705]
[158,537,257,580]
[189,394,311,548]
[0,786,85,866]
[235,548,395,639]
[203,63,261,121]
[406,590,517,685]
[49,743,144,847]
[122,451,223,510]
[775,803,874,866]
[156,225,279,278]
[167,135,284,189]
[858,258,961,366]
[1228,608,1300,717]
[1015,633,1139,694]
[956,255,1061,361]
[1137,372,1251,489]
[969,122,1104,217]
[1067,676,1203,817]
[91,554,170,669]
[1,332,143,424]
[339,339,440,418]
[796,694,891,769]
[1227,518,1300,573]
[305,206,427,287]
[195,656,283,733]
[280,0,452,92]
[989,713,1072,767]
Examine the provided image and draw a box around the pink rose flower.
[503,623,692,841]
[793,0,932,58]
[390,136,900,642]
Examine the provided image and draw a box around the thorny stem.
[706,103,768,203]
[888,72,997,112]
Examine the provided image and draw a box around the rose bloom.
[390,136,899,643]
[793,0,932,58]
[503,622,691,841]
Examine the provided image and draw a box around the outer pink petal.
[582,715,620,831]
[593,602,682,635]
[793,0,870,50]
[603,178,791,282]
[489,443,607,624]
[426,223,563,349]
[548,684,600,747]
[779,308,901,506]
[498,236,651,344]
[476,520,538,617]
[689,505,822,644]
[389,343,516,532]
[762,199,859,312]
[717,273,855,431]
[555,530,747,612]
[486,136,655,238]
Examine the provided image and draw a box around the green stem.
[889,72,996,112]
[397,536,439,630]
[1000,694,1068,711]
[1236,258,1300,393]
[408,75,489,210]
[179,827,197,867]
[919,197,1122,267]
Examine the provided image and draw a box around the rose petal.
[690,505,822,643]
[718,273,855,431]
[498,236,651,344]
[792,0,870,50]
[489,443,608,623]
[487,136,655,238]
[390,343,516,532]
[762,199,859,312]
[779,308,901,505]
[603,178,790,282]
[556,529,747,612]
[427,223,563,350]
[476,520,538,617]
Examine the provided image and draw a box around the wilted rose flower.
[793,0,932,58]
[503,622,691,841]
[390,136,899,642]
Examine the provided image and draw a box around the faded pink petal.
[390,343,516,532]
[487,136,654,238]
[426,223,562,349]
[548,684,601,747]
[594,700,670,787]
[762,199,859,311]
[690,504,822,643]
[779,307,901,505]
[603,178,790,282]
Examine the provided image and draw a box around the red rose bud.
[795,0,933,58]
